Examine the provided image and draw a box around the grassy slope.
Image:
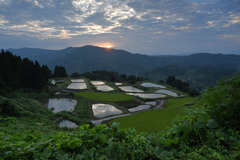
[75,92,134,102]
[111,97,196,132]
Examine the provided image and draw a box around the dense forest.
[166,75,199,96]
[0,50,52,93]
[79,70,145,84]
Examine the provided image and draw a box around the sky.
[0,0,240,55]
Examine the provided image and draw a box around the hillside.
[1,73,240,159]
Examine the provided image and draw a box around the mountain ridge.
[6,45,240,89]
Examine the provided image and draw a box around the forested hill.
[8,46,240,74]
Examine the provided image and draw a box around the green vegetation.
[75,92,134,102]
[111,97,196,132]
[1,74,240,159]
[0,89,90,127]
[166,75,199,96]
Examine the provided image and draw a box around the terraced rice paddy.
[128,105,151,112]
[46,98,77,113]
[156,89,178,97]
[92,104,123,118]
[141,82,166,88]
[71,79,85,83]
[119,86,144,92]
[91,81,105,85]
[95,85,114,91]
[67,83,87,89]
[127,93,166,99]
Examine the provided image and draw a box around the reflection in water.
[71,79,85,83]
[96,85,114,91]
[156,89,178,97]
[59,120,78,128]
[145,101,156,105]
[119,86,144,92]
[141,82,166,88]
[127,93,166,99]
[67,83,87,89]
[91,81,105,85]
[115,82,123,86]
[128,105,151,112]
[51,80,56,85]
[47,98,77,113]
[92,104,122,118]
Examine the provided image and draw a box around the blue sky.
[0,0,239,55]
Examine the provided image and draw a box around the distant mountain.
[7,45,240,89]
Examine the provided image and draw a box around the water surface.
[128,105,151,112]
[115,82,123,86]
[92,104,122,118]
[156,89,178,97]
[119,86,144,92]
[145,101,156,105]
[67,83,87,89]
[59,120,78,128]
[71,79,85,83]
[47,98,77,113]
[91,81,105,85]
[141,82,166,88]
[96,85,114,91]
[127,93,166,99]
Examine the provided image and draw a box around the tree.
[53,65,68,78]
[70,72,81,78]
[0,50,51,92]
[128,75,136,84]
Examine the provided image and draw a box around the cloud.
[0,0,240,54]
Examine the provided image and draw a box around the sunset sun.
[105,44,113,49]
[96,43,114,49]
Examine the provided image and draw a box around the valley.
[1,49,240,159]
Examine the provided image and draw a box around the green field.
[110,97,197,132]
[75,92,134,102]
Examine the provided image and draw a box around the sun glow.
[95,43,114,49]
[104,44,113,49]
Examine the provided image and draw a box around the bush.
[0,100,21,117]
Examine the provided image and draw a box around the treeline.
[0,50,52,93]
[53,65,68,78]
[166,75,199,96]
[73,70,146,84]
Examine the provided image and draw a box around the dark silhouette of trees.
[166,75,199,96]
[0,50,52,93]
[70,72,81,78]
[53,65,68,78]
[81,70,145,83]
